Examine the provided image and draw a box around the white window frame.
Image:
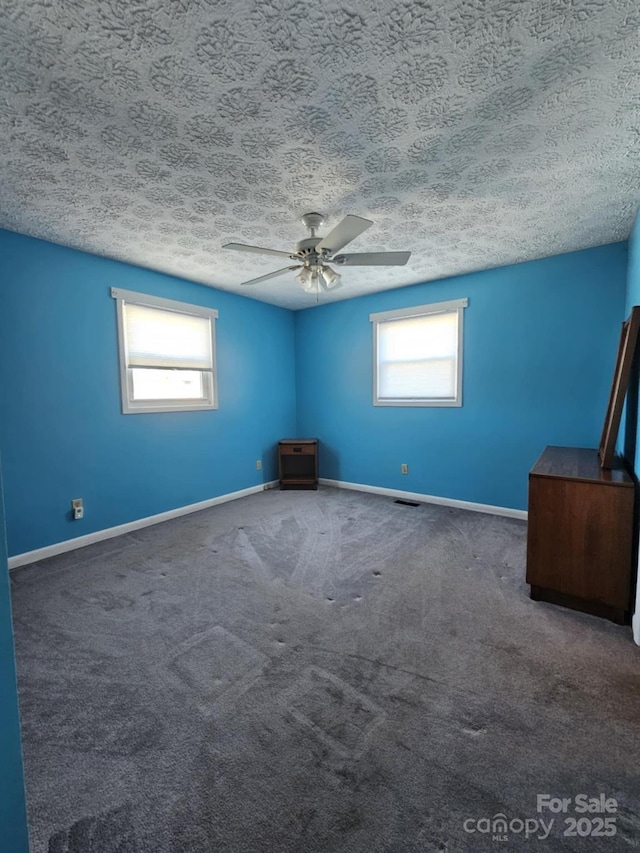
[111,287,219,414]
[370,298,468,407]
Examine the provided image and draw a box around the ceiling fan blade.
[223,242,295,260]
[315,215,373,255]
[240,266,300,286]
[333,251,411,266]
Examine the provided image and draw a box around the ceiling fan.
[222,212,411,292]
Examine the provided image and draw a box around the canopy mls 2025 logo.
[463,793,618,842]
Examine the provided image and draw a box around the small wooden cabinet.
[526,446,635,624]
[278,439,318,490]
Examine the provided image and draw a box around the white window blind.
[111,288,218,414]
[371,299,467,407]
[123,303,212,370]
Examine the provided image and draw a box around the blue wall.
[295,243,628,511]
[0,229,297,556]
[0,459,29,852]
[0,231,629,540]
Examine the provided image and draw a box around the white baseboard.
[633,613,640,646]
[319,478,528,521]
[8,481,279,570]
[8,477,525,570]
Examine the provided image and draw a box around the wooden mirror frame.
[599,305,640,469]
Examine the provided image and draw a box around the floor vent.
[394,499,420,507]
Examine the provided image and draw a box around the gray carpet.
[9,486,640,852]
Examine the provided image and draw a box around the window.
[370,298,467,407]
[111,288,218,414]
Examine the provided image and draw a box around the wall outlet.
[71,498,84,520]
[401,464,408,475]
[256,459,262,470]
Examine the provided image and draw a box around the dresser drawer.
[279,443,315,455]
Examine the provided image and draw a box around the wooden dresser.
[526,446,635,624]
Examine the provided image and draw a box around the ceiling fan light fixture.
[296,267,314,291]
[320,266,342,290]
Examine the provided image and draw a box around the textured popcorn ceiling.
[0,0,638,310]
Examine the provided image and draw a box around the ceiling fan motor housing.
[295,237,322,258]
